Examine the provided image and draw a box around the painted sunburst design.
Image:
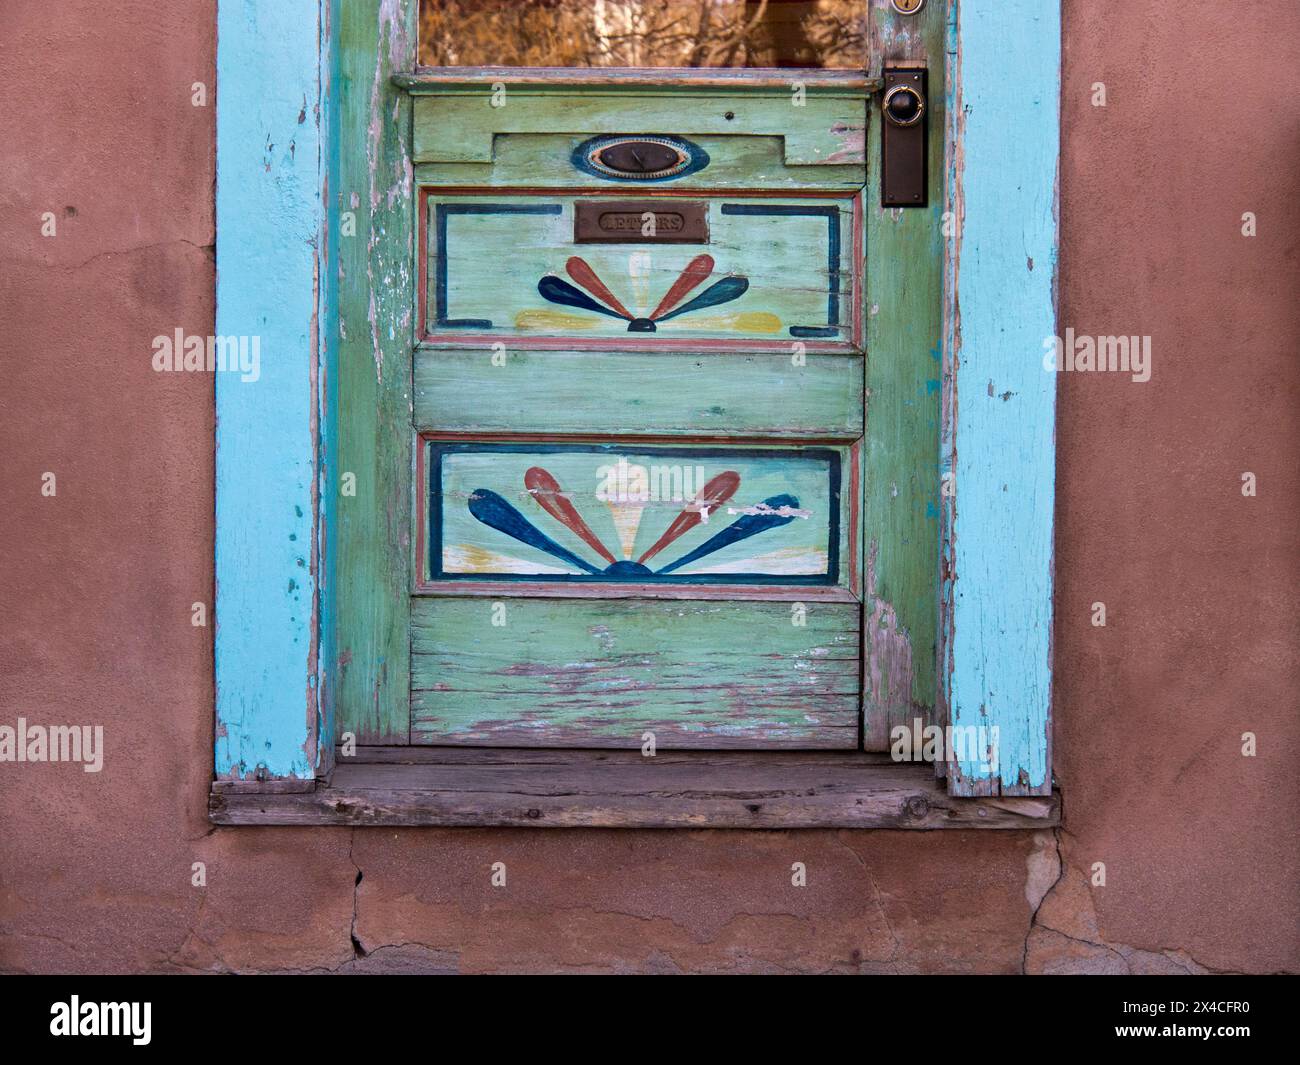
[463,466,807,579]
[525,255,781,334]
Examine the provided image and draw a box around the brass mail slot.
[574,200,708,243]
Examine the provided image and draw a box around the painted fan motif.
[466,466,804,579]
[537,254,757,333]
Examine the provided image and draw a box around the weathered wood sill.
[209,749,1060,829]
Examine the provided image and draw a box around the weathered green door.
[402,72,868,749]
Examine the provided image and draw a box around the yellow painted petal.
[514,310,600,331]
[605,500,646,560]
[655,312,782,334]
[443,543,574,575]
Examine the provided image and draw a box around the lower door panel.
[411,598,860,748]
[413,438,862,749]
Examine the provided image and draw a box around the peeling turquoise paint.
[944,0,1059,795]
[214,0,328,779]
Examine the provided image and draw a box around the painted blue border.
[435,202,562,327]
[720,203,840,337]
[428,442,841,586]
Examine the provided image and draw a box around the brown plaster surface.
[0,0,1296,973]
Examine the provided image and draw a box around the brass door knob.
[883,84,925,127]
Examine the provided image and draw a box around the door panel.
[413,349,865,438]
[415,132,865,192]
[412,91,867,180]
[422,441,848,587]
[421,193,859,346]
[411,597,860,748]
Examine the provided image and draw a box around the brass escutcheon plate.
[574,200,709,243]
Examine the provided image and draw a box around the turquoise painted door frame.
[213,0,336,782]
[214,0,1058,798]
[942,0,1059,795]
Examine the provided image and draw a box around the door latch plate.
[881,68,928,208]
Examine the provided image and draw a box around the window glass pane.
[419,0,868,69]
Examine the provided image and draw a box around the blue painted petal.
[654,276,749,322]
[656,493,799,575]
[468,489,602,575]
[538,276,631,320]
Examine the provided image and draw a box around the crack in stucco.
[159,889,232,974]
[1022,827,1065,973]
[6,238,214,272]
[334,899,898,975]
[833,833,903,972]
[348,827,365,958]
[1022,829,1247,975]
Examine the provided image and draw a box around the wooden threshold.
[209,749,1060,829]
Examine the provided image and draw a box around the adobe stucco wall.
[1,0,1296,973]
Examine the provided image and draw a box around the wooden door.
[404,73,871,749]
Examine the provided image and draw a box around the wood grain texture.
[415,348,864,438]
[332,0,416,744]
[208,751,1060,828]
[942,0,1059,796]
[414,135,864,192]
[412,90,866,171]
[860,0,946,750]
[410,597,860,748]
[213,0,328,780]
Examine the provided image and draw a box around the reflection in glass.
[419,0,868,69]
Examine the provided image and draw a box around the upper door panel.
[403,77,869,191]
[422,191,859,347]
[405,76,869,351]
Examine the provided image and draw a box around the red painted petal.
[637,470,740,564]
[566,257,634,320]
[650,254,714,320]
[525,466,617,565]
